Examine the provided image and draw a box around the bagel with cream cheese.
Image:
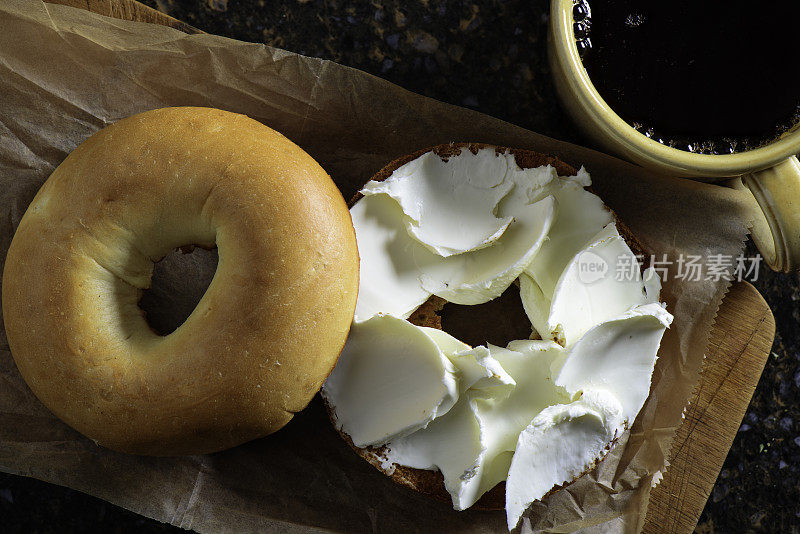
[347,145,601,510]
[2,107,359,456]
[322,144,672,529]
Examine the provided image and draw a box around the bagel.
[2,107,359,456]
[323,144,670,525]
[349,145,587,510]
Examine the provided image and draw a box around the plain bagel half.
[2,107,359,456]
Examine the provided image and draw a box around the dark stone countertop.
[2,0,798,532]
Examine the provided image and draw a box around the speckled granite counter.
[2,1,798,532]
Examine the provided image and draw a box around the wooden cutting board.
[40,2,779,532]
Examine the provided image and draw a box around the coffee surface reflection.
[575,0,800,154]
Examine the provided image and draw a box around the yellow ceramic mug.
[548,0,800,272]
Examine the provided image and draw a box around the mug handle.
[728,156,800,272]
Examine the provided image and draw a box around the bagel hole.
[138,245,218,336]
[437,284,536,348]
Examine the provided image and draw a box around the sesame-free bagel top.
[1,107,359,456]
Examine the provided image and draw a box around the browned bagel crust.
[335,143,645,510]
[2,107,359,456]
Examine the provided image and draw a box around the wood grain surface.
[643,281,775,533]
[38,1,780,531]
[45,0,200,33]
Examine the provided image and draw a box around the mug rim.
[551,0,800,177]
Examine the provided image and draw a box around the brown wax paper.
[0,0,761,532]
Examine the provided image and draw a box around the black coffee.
[574,1,800,154]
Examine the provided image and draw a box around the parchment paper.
[0,0,759,532]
